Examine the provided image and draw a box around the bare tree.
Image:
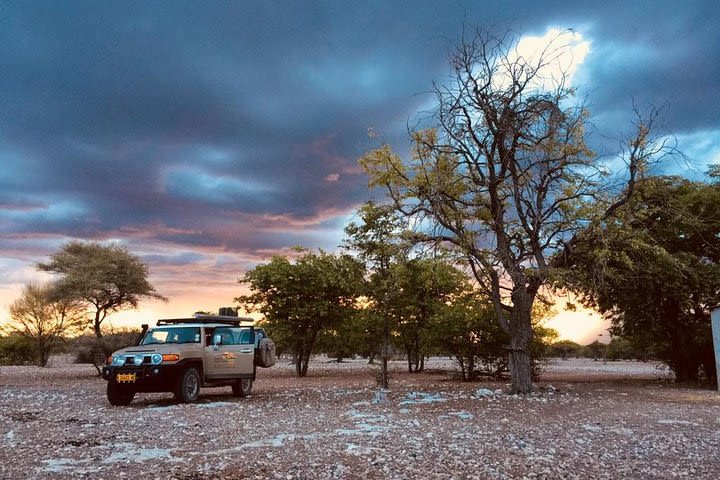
[6,283,85,367]
[360,29,674,393]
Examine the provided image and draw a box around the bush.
[0,334,37,365]
[70,330,141,365]
[605,338,636,360]
[582,340,608,359]
[548,340,583,359]
[432,294,557,381]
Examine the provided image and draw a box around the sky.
[1,1,718,344]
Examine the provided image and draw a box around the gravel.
[0,357,718,479]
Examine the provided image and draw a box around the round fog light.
[153,368,159,374]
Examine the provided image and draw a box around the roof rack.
[157,315,255,326]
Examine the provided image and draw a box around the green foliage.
[383,258,468,372]
[566,176,720,382]
[432,291,505,380]
[604,339,637,361]
[432,292,558,381]
[70,330,141,365]
[0,333,37,366]
[36,241,165,352]
[343,200,413,386]
[314,312,367,362]
[237,250,365,377]
[582,340,608,360]
[343,201,410,270]
[358,29,665,394]
[5,283,86,367]
[548,340,584,359]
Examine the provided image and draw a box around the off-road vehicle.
[102,310,276,406]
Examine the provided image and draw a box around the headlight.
[151,354,162,365]
[133,355,144,366]
[112,355,125,366]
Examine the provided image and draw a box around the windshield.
[141,327,201,345]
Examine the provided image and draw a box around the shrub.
[0,334,37,366]
[432,294,557,381]
[548,340,584,359]
[70,330,141,365]
[582,340,608,359]
[605,338,636,360]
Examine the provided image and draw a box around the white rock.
[475,388,494,397]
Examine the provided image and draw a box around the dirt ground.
[1,357,719,479]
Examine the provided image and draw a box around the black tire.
[174,367,201,403]
[107,382,135,406]
[231,378,252,398]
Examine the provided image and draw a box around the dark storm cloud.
[0,0,718,281]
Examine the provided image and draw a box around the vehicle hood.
[111,344,199,355]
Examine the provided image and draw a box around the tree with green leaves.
[566,176,720,382]
[237,250,365,377]
[359,29,671,393]
[5,283,85,367]
[384,258,467,372]
[37,241,166,364]
[343,201,410,387]
[434,290,557,381]
[315,309,368,362]
[432,289,502,380]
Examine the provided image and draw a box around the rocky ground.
[1,357,718,479]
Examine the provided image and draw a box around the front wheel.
[231,378,252,398]
[174,367,201,403]
[107,382,135,406]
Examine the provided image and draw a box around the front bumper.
[103,363,182,392]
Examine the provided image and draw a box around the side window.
[204,327,215,347]
[238,328,254,344]
[215,327,236,345]
[254,330,265,346]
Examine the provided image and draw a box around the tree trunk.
[295,346,303,377]
[39,348,49,368]
[93,309,104,339]
[667,299,699,382]
[700,343,716,385]
[301,353,310,377]
[508,346,532,393]
[467,356,475,381]
[380,315,389,388]
[506,289,535,394]
[670,341,699,382]
[457,356,466,380]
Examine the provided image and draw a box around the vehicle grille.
[122,355,151,366]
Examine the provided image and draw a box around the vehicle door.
[204,326,254,379]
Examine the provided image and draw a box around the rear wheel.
[231,378,252,397]
[107,382,135,406]
[174,367,201,403]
